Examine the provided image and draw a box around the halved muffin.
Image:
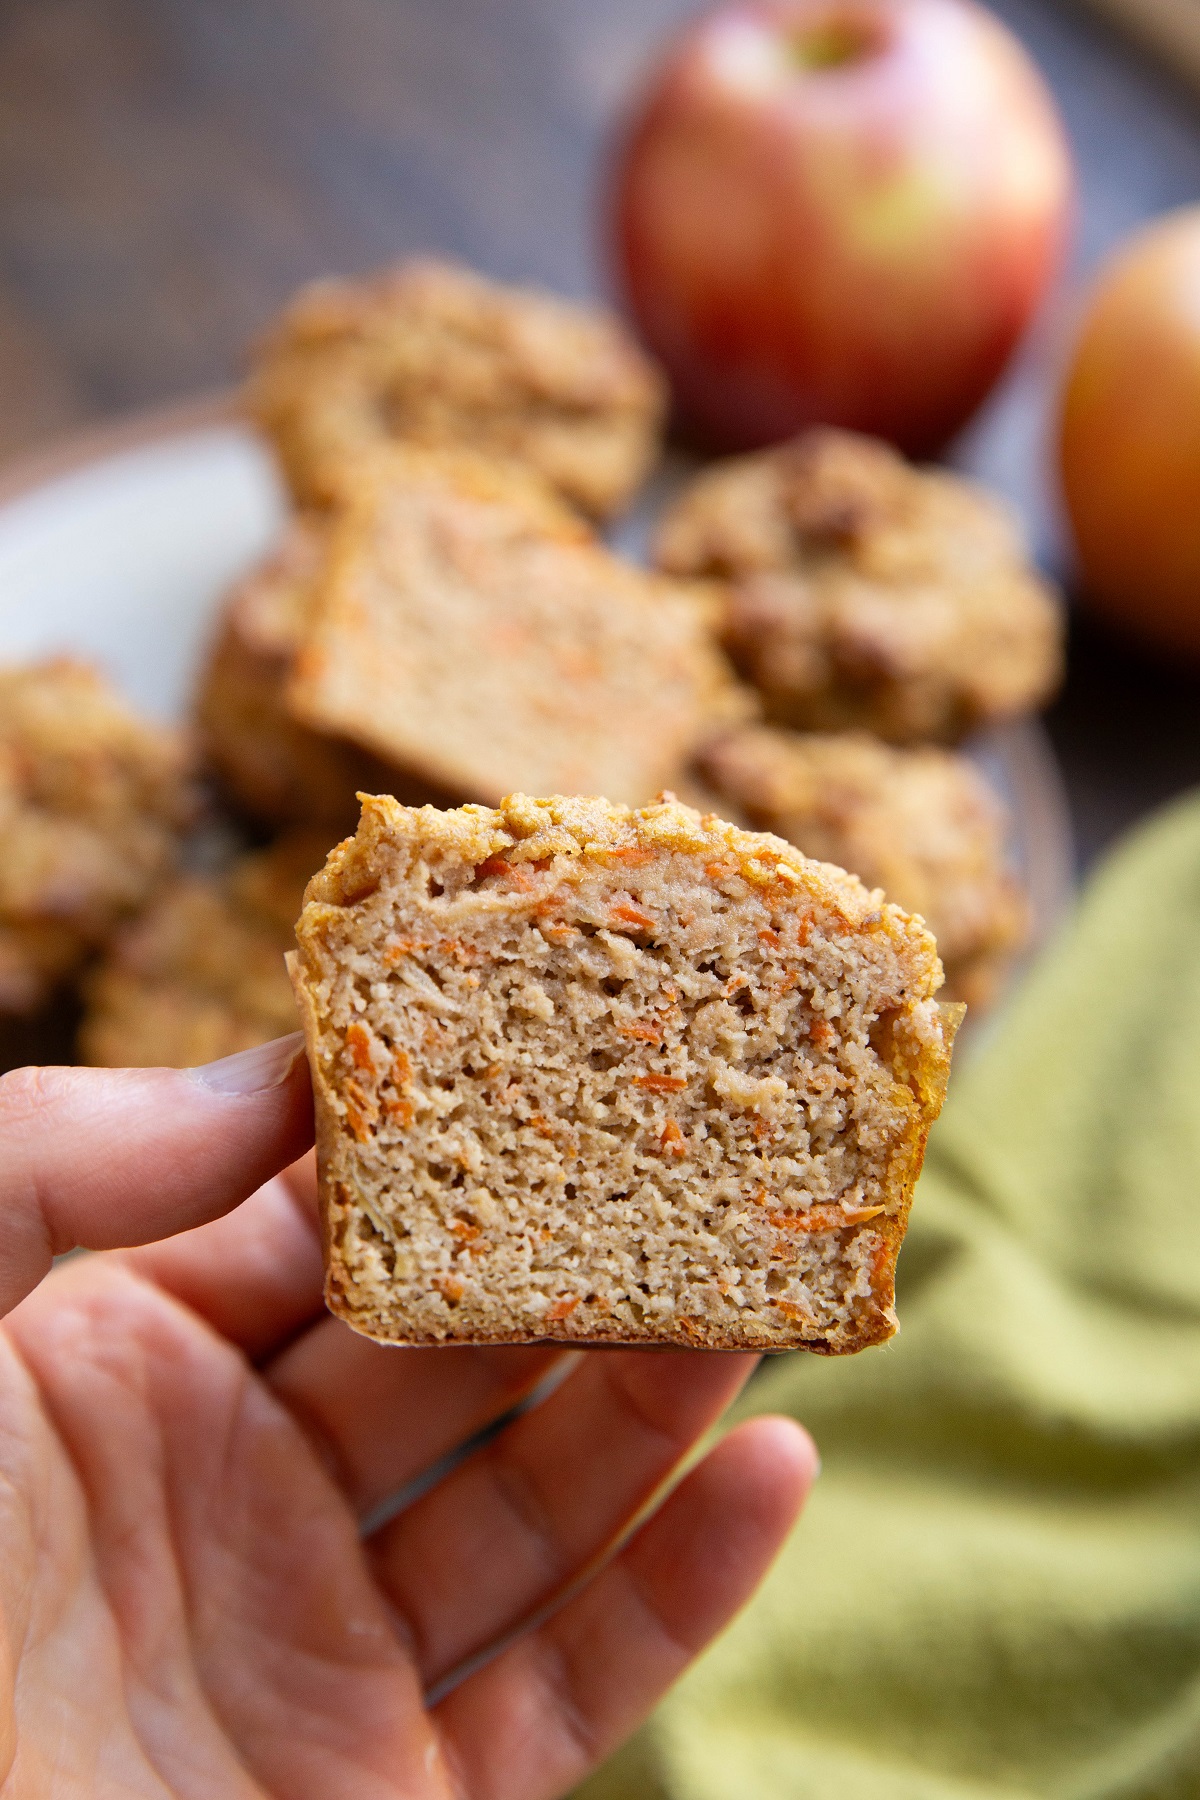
[291,792,960,1353]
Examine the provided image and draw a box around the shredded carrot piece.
[607,847,654,866]
[384,1095,414,1126]
[546,1295,580,1322]
[434,1275,464,1303]
[870,1240,895,1283]
[808,1019,834,1048]
[618,1021,663,1044]
[474,856,536,891]
[384,936,427,966]
[436,936,480,965]
[633,1073,687,1094]
[705,860,733,881]
[527,1114,578,1152]
[346,1022,374,1070]
[450,1218,480,1243]
[610,903,656,931]
[344,1077,378,1144]
[391,1048,412,1087]
[658,1119,687,1157]
[774,1300,811,1324]
[767,1204,886,1232]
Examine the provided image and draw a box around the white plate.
[0,399,286,723]
[0,401,1076,994]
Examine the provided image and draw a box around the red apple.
[610,0,1073,455]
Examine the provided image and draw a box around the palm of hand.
[1,1157,807,1800]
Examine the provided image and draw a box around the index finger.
[0,1032,313,1318]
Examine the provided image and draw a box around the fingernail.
[185,1031,307,1096]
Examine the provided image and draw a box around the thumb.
[0,1033,313,1318]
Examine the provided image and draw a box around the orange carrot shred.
[475,856,536,892]
[658,1119,687,1156]
[610,903,656,930]
[767,1204,885,1232]
[618,1021,663,1044]
[775,1300,811,1323]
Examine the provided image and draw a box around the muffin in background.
[247,256,667,520]
[656,428,1063,746]
[79,830,329,1068]
[195,515,401,831]
[698,725,1029,1011]
[0,659,193,1017]
[196,445,749,828]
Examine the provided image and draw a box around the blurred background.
[0,0,1197,864]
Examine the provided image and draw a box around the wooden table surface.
[0,0,1197,869]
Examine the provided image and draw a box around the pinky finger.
[433,1415,818,1800]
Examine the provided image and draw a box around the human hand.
[0,1034,817,1798]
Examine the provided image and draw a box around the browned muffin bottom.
[655,428,1063,745]
[285,445,749,808]
[291,793,960,1354]
[79,829,331,1067]
[247,257,667,520]
[698,726,1029,1012]
[0,660,193,1016]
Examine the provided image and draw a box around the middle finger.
[367,1345,759,1692]
[267,1317,562,1509]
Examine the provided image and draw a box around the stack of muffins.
[0,257,1063,1070]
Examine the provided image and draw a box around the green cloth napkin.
[579,790,1200,1800]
